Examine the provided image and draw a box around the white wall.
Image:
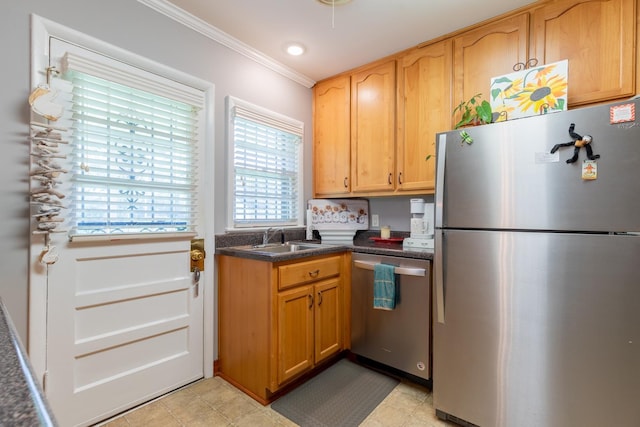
[0,0,313,341]
[369,195,435,233]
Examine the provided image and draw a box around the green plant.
[452,93,493,129]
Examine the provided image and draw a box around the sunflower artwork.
[490,60,568,122]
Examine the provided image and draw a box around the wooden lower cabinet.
[277,285,314,384]
[313,279,342,363]
[277,277,341,385]
[217,252,350,404]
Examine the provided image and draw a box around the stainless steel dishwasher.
[351,252,430,381]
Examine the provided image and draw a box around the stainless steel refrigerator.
[433,99,640,427]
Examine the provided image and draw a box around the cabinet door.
[314,278,342,364]
[277,285,314,385]
[351,60,396,193]
[313,75,351,196]
[453,13,529,118]
[532,0,635,106]
[397,41,452,193]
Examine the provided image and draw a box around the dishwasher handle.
[353,260,426,277]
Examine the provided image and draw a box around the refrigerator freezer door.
[437,100,640,232]
[433,229,640,427]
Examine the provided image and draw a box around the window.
[227,96,303,229]
[58,52,204,238]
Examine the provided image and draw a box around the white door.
[28,19,212,427]
[45,239,203,426]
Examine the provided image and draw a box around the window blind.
[62,68,201,237]
[229,99,303,228]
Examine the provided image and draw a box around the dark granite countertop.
[0,299,57,426]
[215,230,433,262]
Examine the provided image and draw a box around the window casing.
[227,96,304,230]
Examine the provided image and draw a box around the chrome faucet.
[263,227,284,245]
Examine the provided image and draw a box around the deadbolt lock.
[190,238,205,272]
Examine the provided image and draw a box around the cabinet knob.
[308,269,320,278]
[308,294,314,309]
[398,172,403,185]
[388,173,392,185]
[317,290,323,306]
[343,177,348,188]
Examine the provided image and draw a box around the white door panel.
[46,239,203,426]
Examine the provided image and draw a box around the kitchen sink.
[235,242,325,254]
[218,241,350,260]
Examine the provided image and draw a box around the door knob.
[190,239,205,271]
[191,249,204,261]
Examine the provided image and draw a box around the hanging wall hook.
[45,66,59,85]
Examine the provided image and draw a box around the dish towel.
[373,263,396,310]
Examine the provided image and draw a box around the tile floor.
[99,368,456,427]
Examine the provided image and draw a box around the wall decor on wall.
[29,122,69,265]
[490,59,568,122]
[29,67,69,265]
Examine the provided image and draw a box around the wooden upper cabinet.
[532,0,636,106]
[313,75,351,196]
[453,13,530,115]
[351,60,396,193]
[397,40,452,193]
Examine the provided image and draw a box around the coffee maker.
[403,198,434,251]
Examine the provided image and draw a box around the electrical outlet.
[371,214,379,227]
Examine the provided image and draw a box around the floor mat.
[271,359,399,427]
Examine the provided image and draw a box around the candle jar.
[380,225,391,239]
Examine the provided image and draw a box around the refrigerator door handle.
[434,229,445,323]
[435,134,446,228]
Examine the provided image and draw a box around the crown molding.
[138,0,316,88]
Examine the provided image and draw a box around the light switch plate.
[371,214,379,227]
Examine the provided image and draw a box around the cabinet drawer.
[278,256,341,290]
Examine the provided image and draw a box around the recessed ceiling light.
[316,0,352,5]
[286,43,306,56]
